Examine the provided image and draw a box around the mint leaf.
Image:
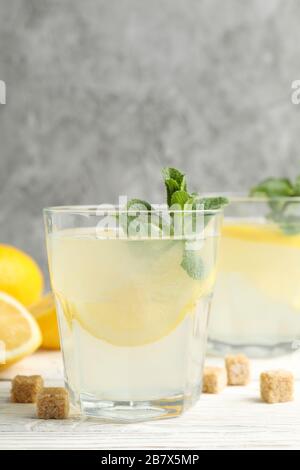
[162,168,186,206]
[117,199,152,235]
[164,178,180,206]
[250,178,294,198]
[126,198,152,228]
[128,214,163,238]
[181,248,204,280]
[186,195,227,211]
[171,190,189,208]
[294,175,300,196]
[127,199,152,212]
[185,195,227,228]
[268,213,300,235]
[268,200,300,234]
[124,198,173,238]
[180,175,187,191]
[201,196,228,211]
[162,167,185,186]
[249,176,300,235]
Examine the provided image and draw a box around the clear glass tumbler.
[44,205,223,422]
[208,196,300,357]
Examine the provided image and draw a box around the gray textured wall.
[1,0,300,275]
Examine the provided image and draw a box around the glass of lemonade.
[208,196,300,357]
[44,205,223,422]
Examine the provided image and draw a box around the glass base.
[207,338,296,358]
[67,383,201,422]
[80,395,188,422]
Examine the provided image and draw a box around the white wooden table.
[1,350,300,450]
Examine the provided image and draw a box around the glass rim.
[43,204,223,215]
[204,192,300,203]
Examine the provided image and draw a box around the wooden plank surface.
[1,351,300,450]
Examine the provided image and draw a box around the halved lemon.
[29,293,60,350]
[0,291,42,369]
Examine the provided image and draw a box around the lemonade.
[209,219,300,356]
[44,167,226,421]
[47,226,218,419]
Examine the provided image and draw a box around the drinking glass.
[208,196,300,357]
[44,205,223,422]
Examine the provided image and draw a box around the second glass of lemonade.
[45,205,222,422]
[208,196,300,357]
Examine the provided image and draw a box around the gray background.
[0,0,300,275]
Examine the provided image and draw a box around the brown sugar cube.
[36,387,69,419]
[203,367,227,394]
[225,354,250,385]
[260,370,294,404]
[11,375,43,403]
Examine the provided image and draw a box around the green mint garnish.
[250,178,294,198]
[250,176,300,235]
[170,190,190,208]
[162,167,187,206]
[119,168,227,280]
[127,199,152,212]
[180,248,204,280]
[162,168,227,279]
[121,199,163,237]
[293,176,300,196]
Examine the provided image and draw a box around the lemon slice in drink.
[71,265,215,347]
[221,222,300,308]
[51,232,216,347]
[222,223,300,247]
[0,292,42,369]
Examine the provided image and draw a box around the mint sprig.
[250,176,300,235]
[121,168,227,280]
[250,178,294,198]
[162,167,227,212]
[162,167,227,279]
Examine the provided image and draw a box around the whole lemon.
[0,244,44,306]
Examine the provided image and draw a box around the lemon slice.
[50,232,217,347]
[220,222,300,308]
[72,293,191,347]
[222,223,300,247]
[29,293,60,350]
[65,268,216,348]
[0,291,42,369]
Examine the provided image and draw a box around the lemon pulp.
[0,291,41,369]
